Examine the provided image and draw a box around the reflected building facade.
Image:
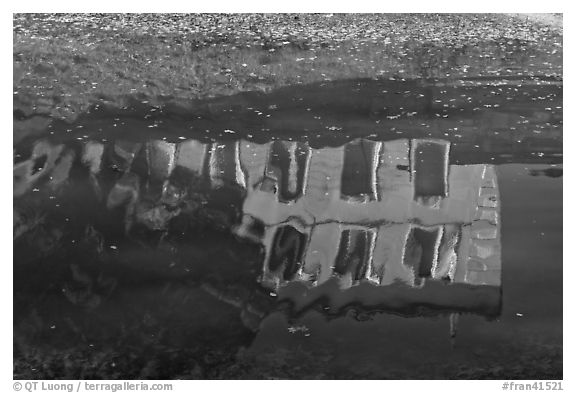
[14,135,502,318]
[234,138,502,316]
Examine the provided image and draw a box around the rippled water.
[13,77,562,379]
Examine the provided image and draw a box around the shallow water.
[13,77,562,379]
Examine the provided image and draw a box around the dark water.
[13,77,562,379]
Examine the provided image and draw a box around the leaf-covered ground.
[13,13,562,123]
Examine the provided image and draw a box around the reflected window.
[269,225,307,280]
[403,226,443,284]
[334,229,375,281]
[341,140,380,202]
[264,141,310,203]
[209,142,246,188]
[412,140,450,204]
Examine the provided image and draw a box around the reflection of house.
[13,137,250,233]
[234,138,501,315]
[14,136,501,317]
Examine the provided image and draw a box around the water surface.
[13,77,562,379]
